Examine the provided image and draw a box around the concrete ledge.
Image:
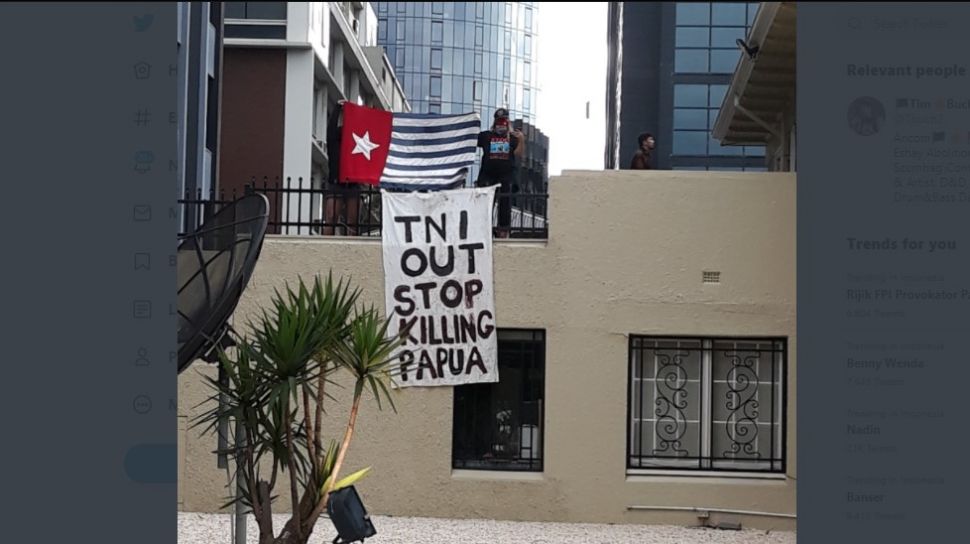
[451,469,545,482]
[626,473,789,485]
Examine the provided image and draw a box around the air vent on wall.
[703,271,721,284]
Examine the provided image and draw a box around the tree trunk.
[271,526,304,544]
[303,390,363,532]
[256,481,275,544]
[313,370,325,465]
[284,413,303,542]
[302,388,316,467]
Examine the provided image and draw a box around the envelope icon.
[133,204,152,222]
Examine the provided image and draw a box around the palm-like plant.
[192,274,403,544]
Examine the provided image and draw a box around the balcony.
[180,177,549,239]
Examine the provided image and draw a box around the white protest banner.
[381,187,498,387]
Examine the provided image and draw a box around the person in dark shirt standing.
[630,132,656,170]
[476,107,525,238]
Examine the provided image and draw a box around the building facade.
[179,170,797,531]
[375,2,546,189]
[176,2,223,233]
[218,2,409,232]
[605,2,767,171]
[713,2,796,171]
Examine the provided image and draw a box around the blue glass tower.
[376,2,542,185]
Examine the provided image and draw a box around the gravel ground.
[179,512,796,544]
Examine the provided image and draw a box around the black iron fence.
[179,177,549,239]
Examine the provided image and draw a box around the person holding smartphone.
[476,107,525,238]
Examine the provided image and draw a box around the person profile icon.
[847,96,885,136]
[136,347,150,367]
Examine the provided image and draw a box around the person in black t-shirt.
[475,108,525,238]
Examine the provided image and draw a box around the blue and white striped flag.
[380,112,481,191]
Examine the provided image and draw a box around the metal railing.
[179,177,549,239]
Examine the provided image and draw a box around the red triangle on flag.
[339,103,393,185]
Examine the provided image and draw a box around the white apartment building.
[219,2,410,233]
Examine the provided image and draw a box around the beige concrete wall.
[179,170,797,530]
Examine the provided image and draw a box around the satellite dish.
[177,193,269,373]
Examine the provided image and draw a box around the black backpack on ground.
[327,485,377,544]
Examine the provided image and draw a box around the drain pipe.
[733,95,780,140]
[627,505,796,520]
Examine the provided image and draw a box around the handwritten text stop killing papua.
[391,212,494,382]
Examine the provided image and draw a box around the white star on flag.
[351,131,380,160]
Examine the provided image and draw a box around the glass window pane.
[745,145,766,157]
[431,20,443,42]
[505,2,512,23]
[396,20,405,41]
[397,2,406,14]
[712,2,746,26]
[464,22,475,48]
[710,49,741,73]
[524,61,531,83]
[378,2,387,14]
[444,19,454,44]
[431,48,442,70]
[476,2,484,18]
[748,3,760,25]
[503,57,511,78]
[675,49,708,73]
[454,48,464,72]
[431,76,442,97]
[475,53,483,74]
[673,130,708,155]
[524,34,532,58]
[674,108,708,130]
[432,2,443,15]
[453,330,545,471]
[505,30,511,51]
[675,84,707,107]
[709,85,728,107]
[710,138,743,155]
[453,77,463,103]
[246,2,287,20]
[429,102,441,114]
[711,27,744,48]
[525,7,533,29]
[676,27,709,47]
[225,2,245,18]
[378,19,387,41]
[676,2,710,25]
[395,48,405,69]
[412,18,422,43]
[476,25,484,46]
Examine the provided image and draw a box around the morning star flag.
[339,103,393,185]
[339,103,480,190]
[382,187,498,387]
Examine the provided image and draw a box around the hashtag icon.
[134,109,151,127]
